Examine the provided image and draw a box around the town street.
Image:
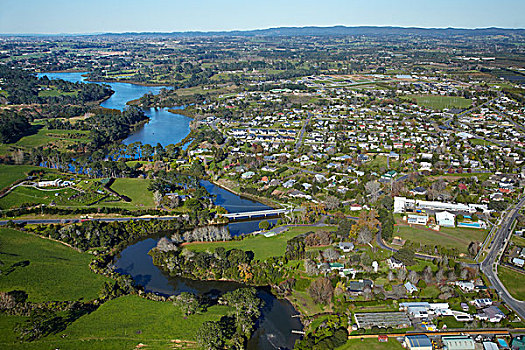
[480,195,525,320]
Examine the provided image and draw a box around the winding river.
[37,72,303,349]
[36,72,191,146]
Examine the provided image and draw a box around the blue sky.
[1,0,524,34]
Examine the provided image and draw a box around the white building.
[388,257,404,269]
[455,281,475,293]
[407,214,429,225]
[436,211,456,227]
[512,257,525,267]
[394,196,489,214]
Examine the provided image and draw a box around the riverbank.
[167,108,195,118]
[212,178,282,209]
[37,69,87,73]
[87,77,172,87]
[118,235,303,349]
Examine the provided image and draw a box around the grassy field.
[469,138,497,146]
[0,227,110,302]
[498,266,525,300]
[394,223,487,254]
[336,338,404,350]
[511,235,525,246]
[38,88,77,97]
[362,155,402,172]
[0,314,28,344]
[110,178,154,208]
[403,94,472,110]
[0,185,75,209]
[0,164,44,190]
[0,295,232,349]
[14,128,87,149]
[420,285,441,298]
[185,225,336,260]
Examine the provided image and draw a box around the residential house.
[404,282,418,294]
[338,242,354,253]
[512,257,524,268]
[410,187,427,196]
[348,279,373,293]
[476,306,505,322]
[241,171,255,179]
[472,299,493,308]
[388,257,405,269]
[456,281,475,293]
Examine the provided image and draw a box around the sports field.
[403,94,472,110]
[394,223,487,255]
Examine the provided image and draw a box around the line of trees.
[27,218,186,251]
[0,66,112,105]
[0,110,32,143]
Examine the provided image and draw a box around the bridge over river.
[221,208,301,220]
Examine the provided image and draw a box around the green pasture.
[0,227,110,302]
[186,225,336,261]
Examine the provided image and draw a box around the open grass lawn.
[407,259,439,273]
[420,285,441,298]
[13,128,90,150]
[498,266,525,301]
[185,225,336,261]
[110,178,154,208]
[0,295,231,349]
[0,164,44,190]
[402,94,472,111]
[0,227,110,302]
[38,88,78,97]
[0,185,69,209]
[427,173,492,183]
[511,235,525,246]
[289,288,331,316]
[336,338,404,350]
[0,314,28,344]
[394,223,487,254]
[440,316,465,329]
[469,138,497,146]
[361,155,401,171]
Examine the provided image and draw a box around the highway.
[0,215,186,226]
[480,195,525,320]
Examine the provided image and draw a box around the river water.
[36,72,192,146]
[37,71,303,349]
[114,237,302,350]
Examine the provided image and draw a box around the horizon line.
[1,24,525,36]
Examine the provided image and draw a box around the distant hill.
[4,26,525,38]
[100,26,525,38]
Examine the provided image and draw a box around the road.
[480,195,525,320]
[375,229,442,262]
[489,106,525,132]
[443,96,499,129]
[295,111,312,152]
[0,215,187,226]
